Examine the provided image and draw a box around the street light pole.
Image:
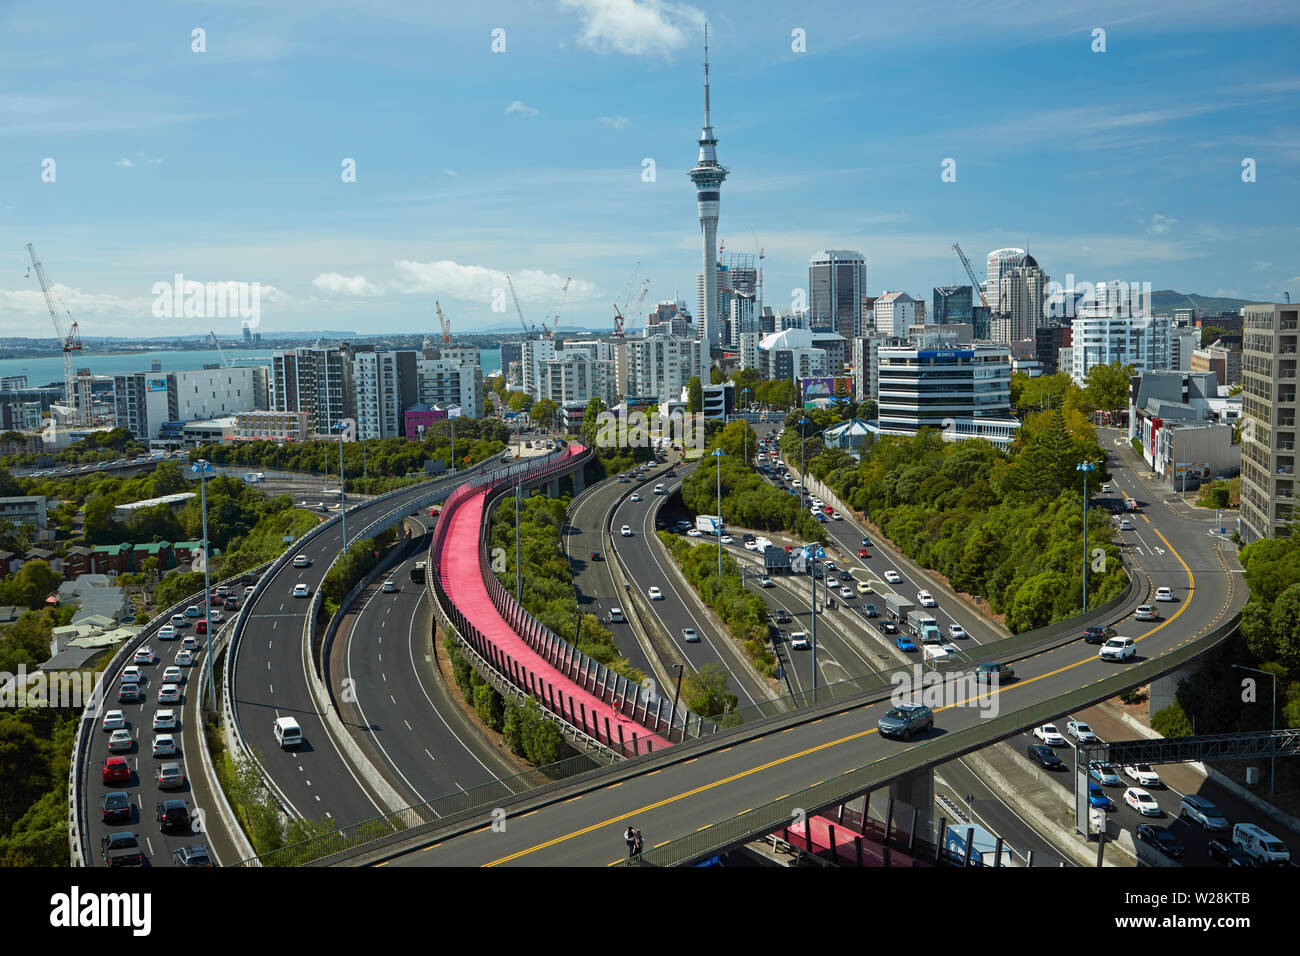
[334,422,348,554]
[191,459,216,710]
[712,448,725,577]
[798,416,810,512]
[742,388,752,463]
[1232,664,1278,796]
[1077,460,1096,612]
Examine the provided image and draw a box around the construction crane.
[505,275,536,338]
[1286,291,1292,304]
[541,277,571,340]
[952,242,990,310]
[611,264,642,338]
[615,278,651,338]
[752,228,765,319]
[435,300,451,345]
[208,330,234,367]
[25,243,86,425]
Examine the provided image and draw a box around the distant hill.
[1150,291,1264,315]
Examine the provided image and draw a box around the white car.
[121,665,142,684]
[293,554,310,568]
[917,590,936,608]
[1033,723,1067,746]
[647,586,664,600]
[884,570,902,584]
[681,627,700,643]
[382,580,398,593]
[157,684,181,704]
[686,529,702,538]
[1154,587,1174,602]
[1134,605,1157,621]
[789,632,810,650]
[107,729,133,753]
[757,576,773,588]
[620,525,633,537]
[162,665,183,684]
[1118,518,1133,530]
[744,540,761,552]
[153,709,177,731]
[175,649,194,667]
[101,710,126,732]
[1124,787,1162,816]
[839,587,854,599]
[1099,636,1136,662]
[948,624,967,640]
[181,635,201,651]
[292,583,310,598]
[157,624,177,641]
[1089,761,1121,786]
[209,609,223,623]
[719,535,734,545]
[630,493,641,502]
[1124,763,1163,788]
[1066,720,1098,742]
[133,647,155,665]
[152,734,177,757]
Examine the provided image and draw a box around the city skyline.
[1,0,1298,338]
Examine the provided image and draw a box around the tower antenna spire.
[703,23,711,127]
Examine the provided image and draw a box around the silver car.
[107,729,133,753]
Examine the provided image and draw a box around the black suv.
[877,704,934,739]
[156,799,191,832]
[102,791,132,823]
[1027,744,1064,770]
[1083,625,1111,645]
[102,831,145,866]
[1136,824,1185,858]
[1207,839,1253,867]
[772,608,792,624]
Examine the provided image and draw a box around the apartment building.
[1240,303,1300,542]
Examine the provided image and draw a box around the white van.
[1233,822,1290,864]
[653,483,665,495]
[242,472,265,483]
[609,608,625,623]
[273,716,303,749]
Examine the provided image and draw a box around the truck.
[883,594,915,621]
[411,560,427,584]
[944,823,1014,867]
[907,610,941,643]
[695,514,724,535]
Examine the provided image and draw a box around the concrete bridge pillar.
[547,477,560,498]
[889,768,936,847]
[1149,664,1198,717]
[571,466,585,496]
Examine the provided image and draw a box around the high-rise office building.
[986,248,1025,310]
[353,349,419,439]
[809,250,868,340]
[520,338,557,399]
[1240,303,1299,542]
[617,335,703,404]
[993,254,1049,344]
[689,28,727,358]
[873,340,1019,446]
[271,347,354,436]
[933,286,973,327]
[873,292,919,337]
[1069,315,1172,385]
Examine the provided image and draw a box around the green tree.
[709,366,725,385]
[1082,361,1134,413]
[686,376,703,414]
[531,398,559,430]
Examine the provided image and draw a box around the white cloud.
[1149,213,1178,234]
[1212,289,1241,297]
[599,115,631,129]
[505,100,539,116]
[390,259,600,306]
[560,0,705,57]
[443,168,458,176]
[115,158,135,168]
[115,154,165,169]
[1254,261,1274,271]
[312,272,383,296]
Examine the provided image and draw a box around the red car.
[102,756,130,784]
[822,506,834,515]
[195,621,208,635]
[858,547,871,558]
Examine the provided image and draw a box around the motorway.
[381,429,1244,866]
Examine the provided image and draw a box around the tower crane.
[505,275,536,338]
[435,300,452,345]
[542,277,570,340]
[751,228,765,319]
[612,263,642,338]
[952,242,991,311]
[25,243,86,425]
[209,330,234,367]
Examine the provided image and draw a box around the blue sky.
[1,0,1298,338]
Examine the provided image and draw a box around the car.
[173,844,214,867]
[181,635,201,651]
[884,570,902,584]
[839,587,854,599]
[1136,824,1185,858]
[855,580,874,596]
[974,662,1014,682]
[1118,518,1133,530]
[133,647,155,665]
[162,665,183,684]
[170,614,188,629]
[742,533,756,544]
[155,799,191,832]
[156,761,186,791]
[107,729,133,753]
[152,734,177,757]
[647,587,663,600]
[243,585,256,596]
[175,649,194,666]
[1180,794,1229,831]
[224,596,239,609]
[686,529,703,537]
[772,608,792,624]
[824,561,837,572]
[382,580,398,593]
[881,620,899,635]
[101,832,145,867]
[1088,782,1116,812]
[948,624,966,640]
[630,493,641,502]
[101,709,126,732]
[917,590,936,607]
[813,512,827,523]
[857,547,870,558]
[837,569,853,581]
[1099,636,1137,662]
[195,620,209,635]
[589,550,603,561]
[121,665,142,684]
[620,525,633,537]
[102,756,131,784]
[153,709,177,731]
[877,703,933,739]
[831,511,842,520]
[719,535,734,545]
[1082,624,1109,645]
[215,585,229,597]
[1028,744,1064,770]
[895,634,917,652]
[1124,763,1163,788]
[293,554,310,568]
[157,684,181,704]
[184,605,201,619]
[1154,586,1174,602]
[681,627,700,643]
[1033,724,1066,746]
[210,609,223,623]
[757,576,773,588]
[157,624,177,640]
[1124,787,1162,816]
[789,632,810,650]
[1089,761,1121,786]
[101,791,132,824]
[118,683,142,704]
[1134,605,1157,621]
[292,583,310,598]
[1207,839,1253,867]
[1066,720,1098,742]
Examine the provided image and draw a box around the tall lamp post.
[332,421,348,554]
[741,387,752,463]
[191,459,216,710]
[797,416,811,511]
[712,448,725,577]
[1077,460,1096,612]
[804,543,825,702]
[1232,664,1278,796]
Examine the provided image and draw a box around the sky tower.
[689,24,727,367]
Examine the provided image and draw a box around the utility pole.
[1077,460,1095,611]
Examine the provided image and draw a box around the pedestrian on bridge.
[633,828,644,857]
[624,825,636,858]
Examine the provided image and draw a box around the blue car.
[1088,781,1115,812]
[896,634,917,652]
[814,513,827,523]
[864,603,878,618]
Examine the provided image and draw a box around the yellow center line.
[480,513,1200,867]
